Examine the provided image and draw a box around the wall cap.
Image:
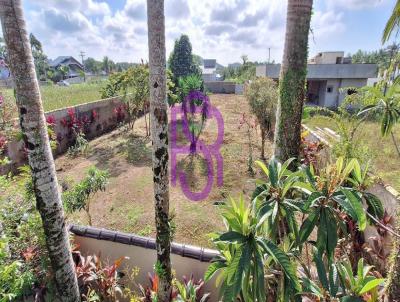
[69,224,220,262]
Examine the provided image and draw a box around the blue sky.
[18,0,397,65]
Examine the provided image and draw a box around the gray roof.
[258,63,378,79]
[203,59,216,69]
[49,56,83,68]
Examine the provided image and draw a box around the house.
[49,56,84,78]
[256,51,378,108]
[201,59,223,81]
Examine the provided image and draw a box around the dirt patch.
[56,94,272,248]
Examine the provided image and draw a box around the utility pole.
[268,48,271,64]
[79,51,86,82]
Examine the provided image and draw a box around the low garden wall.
[70,225,220,301]
[205,81,244,94]
[1,96,128,174]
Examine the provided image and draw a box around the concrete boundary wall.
[69,225,220,301]
[1,96,128,174]
[205,81,244,94]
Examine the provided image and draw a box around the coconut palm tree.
[383,0,400,44]
[0,1,80,301]
[386,213,400,301]
[146,0,172,301]
[273,0,313,162]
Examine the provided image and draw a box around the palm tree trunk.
[273,0,313,162]
[386,210,400,302]
[0,1,80,301]
[261,128,265,159]
[390,131,400,157]
[146,1,172,301]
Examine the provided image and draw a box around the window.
[327,86,333,93]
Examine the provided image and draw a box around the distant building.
[201,59,217,81]
[256,51,378,108]
[200,59,224,82]
[49,56,84,78]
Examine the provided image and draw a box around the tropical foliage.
[206,157,386,301]
[382,0,400,43]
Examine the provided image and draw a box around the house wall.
[255,65,267,77]
[317,78,368,108]
[338,78,369,105]
[322,79,340,108]
[1,96,128,174]
[311,52,345,64]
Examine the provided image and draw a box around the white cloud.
[326,0,387,10]
[29,0,111,15]
[18,0,352,65]
[311,11,345,38]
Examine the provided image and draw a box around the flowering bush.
[0,135,7,154]
[113,105,126,123]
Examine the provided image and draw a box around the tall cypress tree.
[168,34,199,84]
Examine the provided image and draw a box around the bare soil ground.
[56,94,271,248]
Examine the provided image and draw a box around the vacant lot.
[2,82,104,114]
[56,94,270,247]
[304,115,400,192]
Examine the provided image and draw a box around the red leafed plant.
[0,135,7,154]
[300,134,324,166]
[377,210,394,237]
[113,105,126,123]
[46,115,56,126]
[73,248,128,301]
[139,273,210,302]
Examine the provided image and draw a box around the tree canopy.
[351,44,399,70]
[168,34,200,83]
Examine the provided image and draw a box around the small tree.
[120,65,150,129]
[101,65,150,130]
[63,167,109,226]
[245,77,278,159]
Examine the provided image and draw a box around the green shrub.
[63,167,109,226]
[245,76,278,158]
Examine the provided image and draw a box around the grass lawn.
[304,115,400,192]
[2,82,104,114]
[53,94,270,248]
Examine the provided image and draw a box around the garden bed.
[55,94,270,248]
